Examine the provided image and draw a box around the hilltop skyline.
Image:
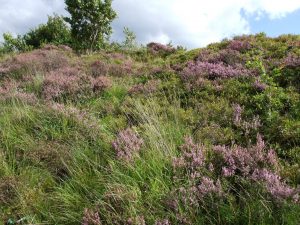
[0,0,300,48]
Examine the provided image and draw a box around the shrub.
[0,46,69,79]
[147,42,176,56]
[24,14,72,48]
[181,61,254,89]
[227,39,252,52]
[42,67,90,100]
[112,128,144,162]
[82,208,101,225]
[91,61,109,77]
[129,80,160,95]
[92,76,112,93]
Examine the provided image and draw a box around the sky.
[0,0,300,49]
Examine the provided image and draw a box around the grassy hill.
[0,34,299,225]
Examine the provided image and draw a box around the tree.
[64,0,117,52]
[122,27,138,50]
[0,14,71,53]
[24,14,71,48]
[1,33,31,53]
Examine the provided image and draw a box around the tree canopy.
[64,0,117,52]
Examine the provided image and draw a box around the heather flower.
[91,61,109,77]
[284,53,300,67]
[251,169,299,201]
[181,61,253,87]
[218,49,245,66]
[232,104,261,134]
[58,45,73,52]
[49,103,99,130]
[82,208,101,225]
[173,136,205,179]
[109,61,133,77]
[253,79,267,91]
[197,48,245,66]
[0,66,9,75]
[213,134,278,177]
[155,219,171,225]
[12,92,38,105]
[147,42,176,56]
[126,216,146,225]
[227,40,252,52]
[42,67,88,100]
[208,134,299,202]
[232,104,243,126]
[107,52,128,60]
[92,76,112,92]
[196,49,221,64]
[129,80,160,95]
[197,177,222,198]
[179,177,223,207]
[112,128,144,162]
[0,80,37,104]
[150,66,165,75]
[0,47,69,78]
[241,115,261,135]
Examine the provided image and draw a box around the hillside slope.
[0,34,299,225]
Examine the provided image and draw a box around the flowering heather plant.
[147,42,176,56]
[0,80,37,104]
[108,61,133,77]
[218,49,245,66]
[181,61,253,85]
[197,48,245,66]
[173,136,205,179]
[197,177,222,198]
[284,53,300,67]
[91,61,109,77]
[82,208,101,225]
[92,76,112,93]
[210,134,299,202]
[227,40,252,52]
[155,219,171,225]
[213,134,278,177]
[253,79,267,91]
[107,52,128,60]
[196,49,221,64]
[0,47,69,78]
[179,177,223,208]
[112,128,144,162]
[251,168,299,201]
[126,216,146,225]
[232,104,243,126]
[42,67,88,100]
[49,103,99,130]
[232,104,261,135]
[172,137,224,208]
[129,80,160,95]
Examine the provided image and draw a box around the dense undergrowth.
[0,33,299,225]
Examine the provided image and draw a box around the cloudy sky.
[0,0,300,48]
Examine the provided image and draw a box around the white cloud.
[0,0,65,36]
[0,0,300,48]
[112,0,300,47]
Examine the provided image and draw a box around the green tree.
[122,27,138,50]
[24,14,71,48]
[1,33,31,52]
[64,0,117,52]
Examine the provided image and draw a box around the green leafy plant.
[64,0,117,52]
